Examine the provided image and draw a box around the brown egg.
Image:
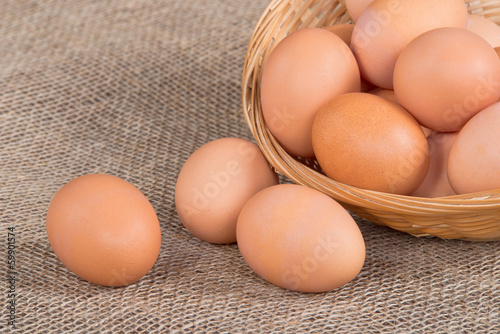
[410,132,458,198]
[394,27,500,132]
[344,0,374,22]
[360,78,377,92]
[467,14,500,48]
[448,102,500,194]
[260,27,360,157]
[351,0,468,89]
[46,174,161,287]
[175,138,279,244]
[236,184,365,293]
[312,92,429,195]
[323,24,354,45]
[369,87,398,104]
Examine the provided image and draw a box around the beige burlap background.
[1,0,499,333]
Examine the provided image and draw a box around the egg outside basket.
[242,0,500,241]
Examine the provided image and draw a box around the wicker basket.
[242,0,500,241]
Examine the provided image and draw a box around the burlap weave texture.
[0,0,499,333]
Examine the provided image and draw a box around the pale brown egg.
[410,132,458,198]
[236,184,365,293]
[448,102,500,194]
[368,88,434,137]
[351,0,468,89]
[312,92,429,195]
[323,24,354,45]
[46,174,161,287]
[260,28,360,157]
[323,24,376,93]
[394,27,500,132]
[360,78,377,93]
[344,0,374,22]
[175,138,279,244]
[467,14,500,48]
[369,87,398,104]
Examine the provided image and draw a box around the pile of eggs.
[262,0,500,198]
[45,0,500,293]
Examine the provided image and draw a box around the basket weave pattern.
[242,0,500,241]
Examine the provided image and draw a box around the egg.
[46,174,161,287]
[344,0,374,22]
[312,92,429,195]
[323,24,354,45]
[351,0,468,89]
[236,184,365,293]
[368,88,434,137]
[410,132,458,198]
[369,87,398,104]
[394,27,500,132]
[260,27,360,157]
[175,137,279,244]
[447,102,500,194]
[322,24,376,94]
[467,14,500,48]
[360,79,377,93]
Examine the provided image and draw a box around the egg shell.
[368,88,436,137]
[447,102,500,194]
[351,0,468,89]
[260,27,360,158]
[175,137,279,244]
[322,24,376,94]
[236,184,365,293]
[369,87,398,104]
[467,14,500,48]
[323,24,354,46]
[393,27,500,132]
[410,131,458,198]
[360,79,377,93]
[344,0,374,22]
[312,92,429,195]
[46,174,161,287]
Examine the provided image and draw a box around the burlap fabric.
[1,1,499,333]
